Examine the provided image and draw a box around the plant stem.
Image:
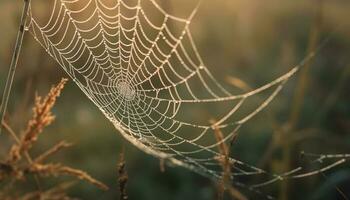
[280,2,322,200]
[2,120,42,191]
[0,0,31,135]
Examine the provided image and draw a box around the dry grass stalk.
[213,125,248,200]
[34,141,73,163]
[1,78,109,198]
[28,163,108,191]
[0,0,31,136]
[20,78,68,154]
[58,166,108,191]
[117,150,128,200]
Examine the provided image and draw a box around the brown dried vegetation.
[117,150,128,200]
[213,125,248,200]
[0,78,108,200]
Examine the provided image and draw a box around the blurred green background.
[0,0,349,199]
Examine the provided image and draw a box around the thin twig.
[213,125,247,200]
[28,163,108,191]
[117,149,128,200]
[2,121,20,144]
[2,120,42,191]
[0,0,32,135]
[281,2,323,200]
[34,141,73,163]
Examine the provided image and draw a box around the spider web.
[24,0,345,194]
